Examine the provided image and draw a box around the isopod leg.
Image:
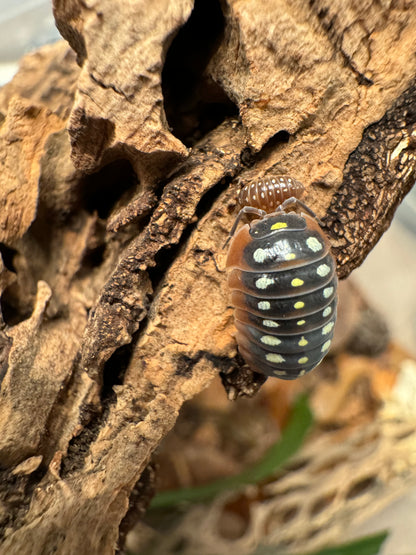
[277,197,323,226]
[223,206,266,249]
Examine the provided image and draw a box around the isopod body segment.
[226,177,337,380]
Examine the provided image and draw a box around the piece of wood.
[1,1,416,553]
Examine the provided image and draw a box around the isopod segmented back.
[226,177,337,380]
[238,175,305,212]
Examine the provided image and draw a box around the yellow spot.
[291,278,304,287]
[266,353,285,363]
[298,337,308,346]
[271,221,288,230]
[273,369,286,376]
[284,253,296,261]
[298,356,309,364]
[299,370,306,377]
[294,301,305,309]
[297,320,306,326]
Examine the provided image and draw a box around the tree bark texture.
[1,0,416,553]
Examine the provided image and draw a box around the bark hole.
[0,246,33,326]
[255,130,291,163]
[1,278,34,327]
[194,176,231,219]
[239,130,291,170]
[78,243,106,274]
[162,0,238,146]
[0,244,17,273]
[83,159,138,219]
[60,414,102,478]
[100,343,134,404]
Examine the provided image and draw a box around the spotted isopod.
[226,176,337,380]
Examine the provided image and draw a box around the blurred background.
[2,2,416,554]
[0,0,60,86]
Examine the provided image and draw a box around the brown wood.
[0,1,416,553]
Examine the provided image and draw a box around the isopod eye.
[249,217,278,239]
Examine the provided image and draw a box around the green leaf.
[150,394,313,510]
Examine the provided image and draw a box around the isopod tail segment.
[226,176,338,380]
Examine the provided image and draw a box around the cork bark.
[0,1,416,553]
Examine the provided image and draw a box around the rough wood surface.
[1,1,416,553]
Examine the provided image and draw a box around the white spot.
[253,248,267,263]
[261,335,282,346]
[271,178,276,184]
[299,369,306,377]
[251,184,255,188]
[253,239,297,264]
[255,276,274,289]
[288,178,292,183]
[261,192,265,198]
[323,286,334,298]
[273,240,292,255]
[321,340,331,352]
[322,322,334,335]
[273,369,286,376]
[266,353,285,363]
[253,195,257,200]
[280,177,284,182]
[258,301,271,310]
[322,307,332,317]
[317,264,331,277]
[306,237,323,252]
[263,319,279,328]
